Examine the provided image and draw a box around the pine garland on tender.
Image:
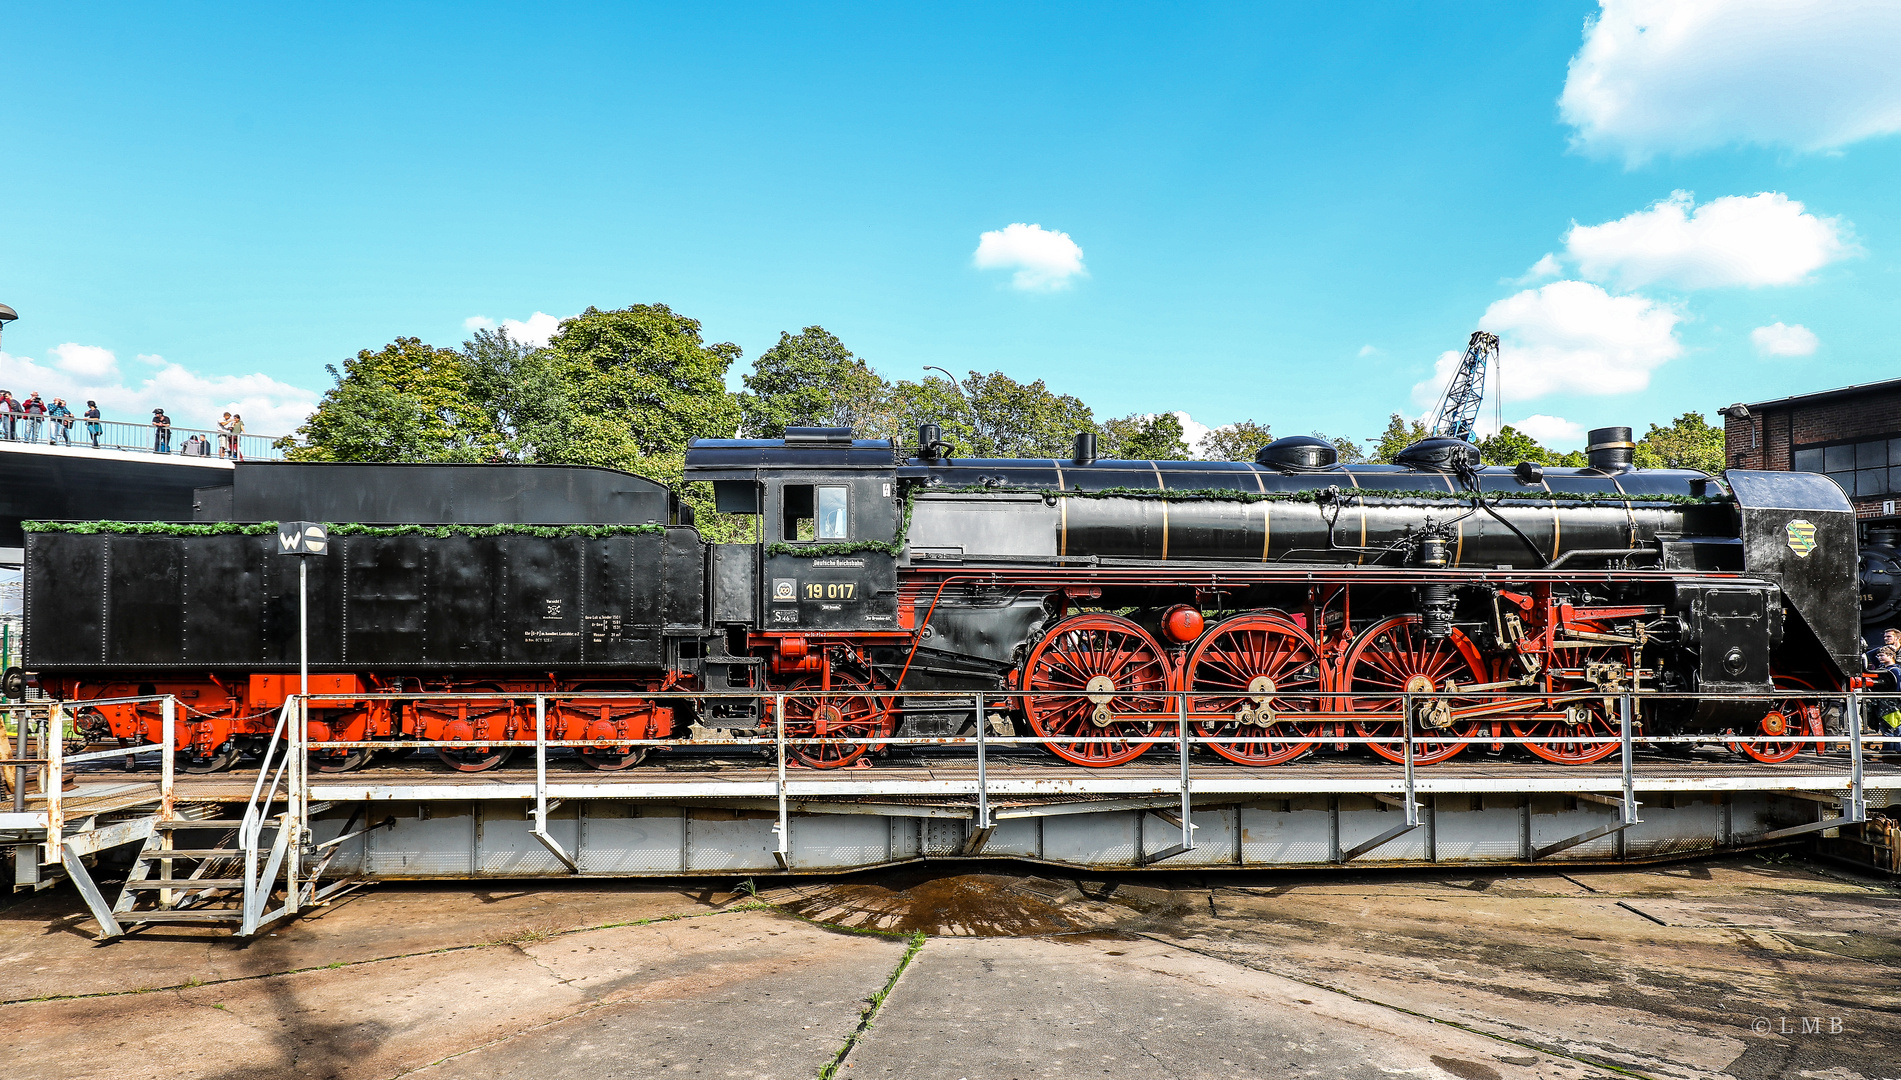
[24,520,666,539]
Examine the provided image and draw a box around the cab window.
[782,484,816,541]
[817,486,849,540]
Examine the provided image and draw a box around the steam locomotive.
[20,423,1859,772]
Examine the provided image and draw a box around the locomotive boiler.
[19,423,1859,772]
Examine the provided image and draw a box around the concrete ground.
[0,856,1895,1080]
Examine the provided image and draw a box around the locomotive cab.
[686,428,902,633]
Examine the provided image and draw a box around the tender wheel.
[579,746,650,771]
[777,669,895,769]
[177,742,241,773]
[1187,613,1323,766]
[1020,613,1172,767]
[313,747,374,773]
[436,747,513,772]
[1343,615,1489,765]
[1728,676,1823,763]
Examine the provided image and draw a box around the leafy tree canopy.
[1198,420,1273,462]
[881,371,1095,459]
[543,304,742,464]
[1478,425,1552,466]
[284,337,492,462]
[1372,413,1431,464]
[1102,412,1192,460]
[1634,412,1726,474]
[739,326,885,438]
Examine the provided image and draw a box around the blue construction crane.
[1430,331,1500,444]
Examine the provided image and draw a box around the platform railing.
[0,416,283,460]
[35,687,1887,877]
[207,686,1892,869]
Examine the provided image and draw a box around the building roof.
[1745,376,1901,412]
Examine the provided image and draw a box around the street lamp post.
[923,365,980,450]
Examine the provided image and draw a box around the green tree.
[1478,425,1556,466]
[283,337,494,462]
[1198,420,1273,461]
[458,327,567,462]
[880,370,1095,458]
[1102,412,1192,460]
[739,326,888,437]
[1372,413,1431,463]
[539,304,743,466]
[1634,412,1725,474]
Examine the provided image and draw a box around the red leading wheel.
[778,669,895,769]
[1343,615,1489,765]
[1187,613,1324,767]
[1021,614,1173,767]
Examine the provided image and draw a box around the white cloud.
[1513,414,1587,447]
[1412,281,1683,406]
[48,342,119,380]
[972,223,1087,291]
[1560,0,1901,162]
[1171,411,1210,454]
[0,344,319,437]
[1751,321,1819,357]
[1563,191,1852,290]
[1517,254,1564,284]
[464,311,564,348]
[1357,344,1380,357]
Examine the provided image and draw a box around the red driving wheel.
[1020,614,1173,767]
[1342,615,1489,765]
[1186,613,1324,766]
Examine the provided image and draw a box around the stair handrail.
[239,699,295,893]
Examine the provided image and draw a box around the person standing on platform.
[152,408,171,453]
[228,412,244,459]
[22,393,45,443]
[84,401,101,448]
[0,390,16,440]
[46,398,73,446]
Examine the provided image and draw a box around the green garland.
[24,520,664,539]
[24,520,279,536]
[325,522,664,539]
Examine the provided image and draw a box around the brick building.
[1722,377,1901,527]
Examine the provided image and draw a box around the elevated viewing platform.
[0,420,284,563]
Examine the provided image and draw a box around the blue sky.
[1,1,1897,449]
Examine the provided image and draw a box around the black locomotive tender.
[23,424,1858,772]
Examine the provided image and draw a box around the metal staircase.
[14,696,364,939]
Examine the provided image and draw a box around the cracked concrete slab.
[847,935,1591,1080]
[0,880,732,1002]
[2,855,1895,1080]
[0,910,905,1080]
[1151,861,1901,1080]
